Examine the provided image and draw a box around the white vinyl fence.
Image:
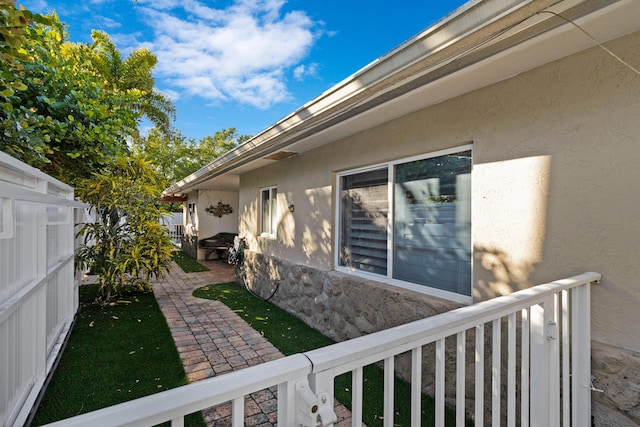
[0,152,84,427]
[161,213,184,245]
[41,271,599,427]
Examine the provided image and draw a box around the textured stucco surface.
[236,31,640,421]
[186,190,238,260]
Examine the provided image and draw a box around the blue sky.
[25,0,468,141]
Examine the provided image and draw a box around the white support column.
[507,313,516,427]
[435,338,445,426]
[277,379,298,426]
[571,284,592,427]
[308,368,337,427]
[456,331,466,427]
[475,324,484,426]
[411,347,422,427]
[521,308,530,427]
[352,367,364,427]
[530,303,547,427]
[384,356,395,427]
[492,319,501,426]
[547,294,560,427]
[561,290,570,427]
[530,295,560,427]
[232,396,244,426]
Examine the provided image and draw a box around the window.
[340,168,389,275]
[260,187,278,237]
[337,146,472,302]
[187,202,196,225]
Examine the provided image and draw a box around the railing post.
[572,284,592,427]
[474,324,484,426]
[307,369,337,427]
[530,295,560,427]
[277,378,299,426]
[547,294,560,427]
[530,302,547,427]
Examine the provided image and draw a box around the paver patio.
[152,258,355,426]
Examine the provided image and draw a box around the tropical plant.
[131,126,247,187]
[0,1,49,96]
[89,30,175,134]
[0,10,174,187]
[75,154,174,301]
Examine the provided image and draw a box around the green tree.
[132,126,247,188]
[0,11,174,187]
[0,1,49,96]
[89,30,175,134]
[75,154,174,301]
[1,13,138,184]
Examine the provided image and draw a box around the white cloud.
[136,0,181,10]
[93,15,121,29]
[26,0,51,13]
[293,63,318,81]
[137,0,318,109]
[159,88,181,101]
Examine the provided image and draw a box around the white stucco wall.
[239,31,640,355]
[194,190,239,259]
[196,190,239,238]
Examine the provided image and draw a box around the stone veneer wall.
[237,251,461,343]
[237,251,502,418]
[237,251,640,424]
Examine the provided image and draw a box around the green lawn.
[193,282,465,427]
[172,250,209,272]
[33,284,205,426]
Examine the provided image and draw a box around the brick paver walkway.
[152,259,355,426]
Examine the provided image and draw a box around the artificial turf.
[193,282,465,427]
[171,250,210,273]
[32,284,205,426]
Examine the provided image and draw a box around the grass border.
[172,250,210,273]
[193,282,465,426]
[32,284,205,426]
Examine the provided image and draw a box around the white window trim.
[259,186,278,239]
[334,144,473,305]
[187,202,196,226]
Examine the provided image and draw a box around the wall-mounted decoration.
[205,200,233,218]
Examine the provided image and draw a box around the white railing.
[0,152,83,427]
[168,223,184,244]
[41,272,599,427]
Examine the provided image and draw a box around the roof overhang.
[159,195,188,203]
[163,0,639,196]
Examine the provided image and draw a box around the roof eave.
[164,0,631,196]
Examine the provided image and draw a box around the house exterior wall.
[238,31,640,423]
[183,190,239,260]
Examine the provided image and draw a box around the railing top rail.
[0,182,86,207]
[40,272,599,427]
[306,272,600,375]
[0,151,73,192]
[42,354,311,427]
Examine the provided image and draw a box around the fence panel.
[0,152,82,427]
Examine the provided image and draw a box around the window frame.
[259,186,278,239]
[187,202,196,226]
[335,144,473,304]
